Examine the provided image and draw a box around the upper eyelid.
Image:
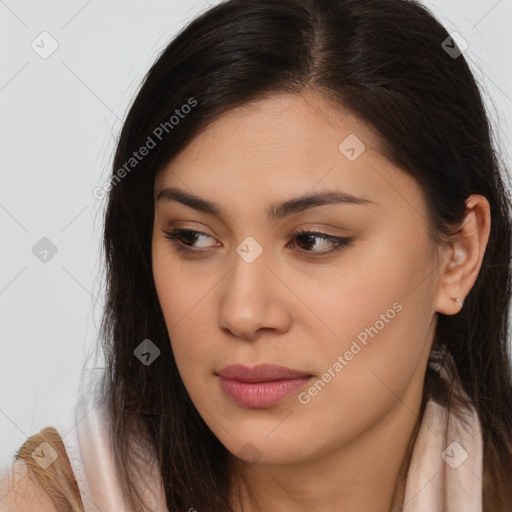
[162,228,349,252]
[161,228,353,260]
[164,227,341,239]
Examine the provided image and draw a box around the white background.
[1,0,511,471]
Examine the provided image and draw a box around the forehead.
[156,91,379,180]
[154,91,426,224]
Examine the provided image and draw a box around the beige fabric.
[53,385,483,512]
[53,392,166,512]
[402,398,483,511]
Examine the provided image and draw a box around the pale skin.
[151,90,491,512]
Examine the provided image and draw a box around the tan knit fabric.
[7,427,85,512]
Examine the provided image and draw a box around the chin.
[224,434,314,467]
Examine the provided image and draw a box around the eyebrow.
[157,186,375,220]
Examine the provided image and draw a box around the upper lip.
[217,364,312,383]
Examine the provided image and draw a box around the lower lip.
[218,376,312,408]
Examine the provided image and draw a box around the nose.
[217,251,292,341]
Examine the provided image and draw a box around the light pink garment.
[53,392,167,512]
[402,398,483,511]
[53,384,483,512]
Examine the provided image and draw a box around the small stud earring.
[450,296,463,308]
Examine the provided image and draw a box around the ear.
[434,194,491,315]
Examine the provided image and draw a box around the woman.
[2,0,511,510]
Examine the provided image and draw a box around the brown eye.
[162,229,217,254]
[161,228,352,257]
[289,230,352,255]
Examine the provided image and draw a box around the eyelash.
[161,228,352,257]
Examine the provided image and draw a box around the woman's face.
[152,91,443,466]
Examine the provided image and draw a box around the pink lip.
[217,364,313,408]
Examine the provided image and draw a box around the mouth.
[216,364,314,408]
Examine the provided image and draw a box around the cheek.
[152,243,218,390]
[313,241,434,409]
[154,289,213,401]
[296,287,432,451]
[299,236,426,341]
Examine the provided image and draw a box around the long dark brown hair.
[96,0,512,510]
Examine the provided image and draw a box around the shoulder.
[0,427,84,512]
